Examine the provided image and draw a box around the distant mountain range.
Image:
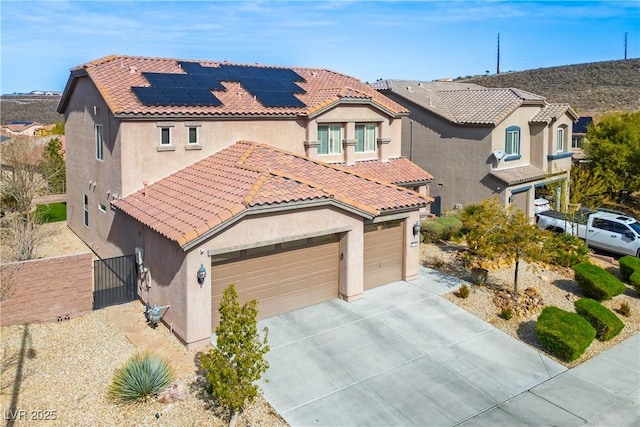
[1,59,638,126]
[461,59,640,118]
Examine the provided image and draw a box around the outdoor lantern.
[413,221,421,238]
[197,264,207,286]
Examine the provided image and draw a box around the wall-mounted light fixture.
[197,264,207,287]
[412,221,421,238]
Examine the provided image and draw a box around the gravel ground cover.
[422,242,640,368]
[1,309,286,426]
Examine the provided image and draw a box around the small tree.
[0,135,47,214]
[200,285,269,427]
[462,197,543,300]
[39,137,66,194]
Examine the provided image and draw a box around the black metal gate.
[93,254,137,309]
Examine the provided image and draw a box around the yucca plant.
[109,351,175,402]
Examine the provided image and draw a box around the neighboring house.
[2,120,44,136]
[57,55,433,348]
[571,116,593,163]
[371,80,578,216]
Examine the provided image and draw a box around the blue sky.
[1,0,639,94]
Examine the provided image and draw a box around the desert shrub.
[619,255,640,293]
[536,306,596,362]
[618,255,640,280]
[109,351,175,402]
[420,215,463,243]
[619,301,632,317]
[458,284,470,298]
[573,262,626,301]
[541,232,589,267]
[574,298,624,341]
[501,307,513,320]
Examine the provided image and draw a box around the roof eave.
[307,98,403,120]
[57,68,88,113]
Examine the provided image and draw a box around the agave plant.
[109,351,175,402]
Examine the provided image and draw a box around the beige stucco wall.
[118,119,306,196]
[398,109,493,213]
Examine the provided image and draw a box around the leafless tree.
[1,135,47,214]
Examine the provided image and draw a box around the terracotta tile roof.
[371,80,579,126]
[340,158,434,186]
[59,55,408,118]
[530,103,578,123]
[489,165,547,185]
[112,141,430,247]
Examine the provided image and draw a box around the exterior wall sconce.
[412,221,421,238]
[197,264,207,287]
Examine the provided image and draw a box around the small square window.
[99,203,107,213]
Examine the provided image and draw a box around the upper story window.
[571,136,582,149]
[355,124,376,152]
[556,127,565,152]
[505,126,521,158]
[160,127,171,145]
[318,124,341,155]
[95,124,104,160]
[188,127,198,144]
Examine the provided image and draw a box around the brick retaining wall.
[0,252,93,326]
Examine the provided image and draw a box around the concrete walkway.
[105,302,196,378]
[259,266,640,426]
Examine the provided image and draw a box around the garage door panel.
[364,222,403,290]
[212,237,339,329]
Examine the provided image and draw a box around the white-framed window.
[317,124,342,155]
[83,194,89,227]
[98,203,107,213]
[571,136,582,149]
[95,124,104,160]
[160,127,171,145]
[355,123,376,152]
[188,127,198,144]
[505,126,521,156]
[556,127,565,152]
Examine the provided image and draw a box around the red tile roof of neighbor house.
[341,158,434,185]
[371,80,578,125]
[112,141,431,248]
[58,55,409,118]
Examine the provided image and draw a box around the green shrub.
[541,232,589,267]
[421,216,463,243]
[619,255,640,293]
[501,307,513,320]
[574,298,624,341]
[109,351,175,402]
[536,307,596,362]
[618,255,640,281]
[573,262,626,301]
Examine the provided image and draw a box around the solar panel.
[132,61,307,108]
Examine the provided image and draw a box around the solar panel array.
[132,62,307,108]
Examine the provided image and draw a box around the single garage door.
[364,220,403,290]
[211,234,339,328]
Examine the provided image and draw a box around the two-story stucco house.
[57,55,433,348]
[371,80,578,216]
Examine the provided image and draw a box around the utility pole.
[497,33,501,74]
[624,32,628,60]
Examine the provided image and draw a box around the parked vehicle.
[536,209,640,257]
[533,198,551,214]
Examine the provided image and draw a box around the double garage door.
[211,222,404,328]
[211,235,339,328]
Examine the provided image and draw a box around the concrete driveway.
[259,268,640,426]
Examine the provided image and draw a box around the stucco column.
[339,227,364,302]
[377,138,391,162]
[343,139,357,165]
[305,140,320,158]
[185,252,213,350]
[404,211,421,282]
